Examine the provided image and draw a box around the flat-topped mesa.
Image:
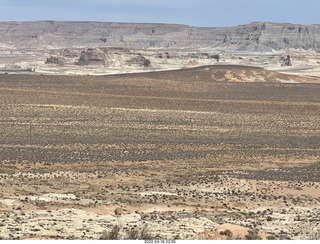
[0,21,320,52]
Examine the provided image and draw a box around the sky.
[0,0,319,27]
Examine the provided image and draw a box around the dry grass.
[99,224,154,240]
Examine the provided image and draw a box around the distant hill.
[124,65,320,83]
[1,21,320,52]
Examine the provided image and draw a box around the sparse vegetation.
[245,231,262,240]
[220,229,233,239]
[308,230,320,240]
[127,225,154,240]
[99,224,154,240]
[266,235,277,240]
[99,225,121,240]
[1,72,320,240]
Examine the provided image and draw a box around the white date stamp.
[144,240,177,244]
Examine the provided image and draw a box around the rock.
[183,60,199,69]
[127,55,151,67]
[48,47,219,70]
[280,55,292,66]
[45,56,65,66]
[114,207,125,216]
[77,49,107,66]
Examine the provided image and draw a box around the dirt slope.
[177,65,320,83]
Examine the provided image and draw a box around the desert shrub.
[220,229,233,239]
[99,225,121,240]
[99,230,109,240]
[127,225,154,240]
[308,230,320,240]
[139,225,154,240]
[245,230,262,240]
[127,228,140,240]
[266,216,273,221]
[266,235,277,240]
[100,224,155,240]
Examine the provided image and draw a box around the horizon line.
[0,20,319,28]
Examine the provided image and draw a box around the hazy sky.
[0,0,319,27]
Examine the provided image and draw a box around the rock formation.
[2,21,320,76]
[280,55,292,66]
[45,56,65,66]
[43,47,220,70]
[77,48,108,66]
[127,55,151,67]
[1,21,320,52]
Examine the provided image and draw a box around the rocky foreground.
[1,167,320,240]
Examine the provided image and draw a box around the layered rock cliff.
[1,21,320,52]
[43,47,220,70]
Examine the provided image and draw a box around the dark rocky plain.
[0,66,320,240]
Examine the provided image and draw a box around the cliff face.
[77,48,108,66]
[1,21,320,52]
[44,47,220,69]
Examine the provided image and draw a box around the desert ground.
[0,65,320,240]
